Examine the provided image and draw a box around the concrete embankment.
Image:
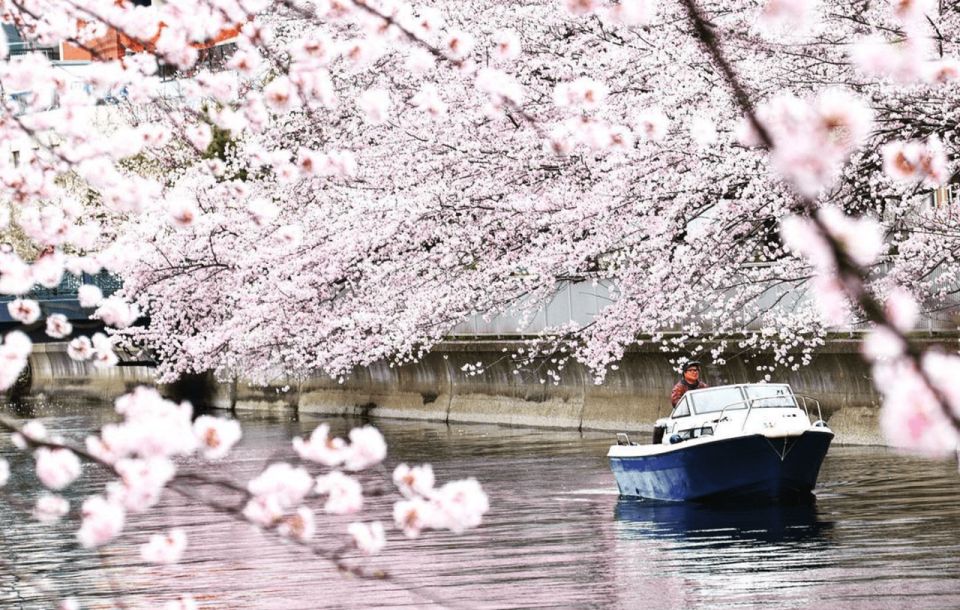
[21,337,917,445]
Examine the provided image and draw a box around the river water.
[2,397,960,609]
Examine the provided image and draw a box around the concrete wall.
[281,341,885,444]
[22,337,921,445]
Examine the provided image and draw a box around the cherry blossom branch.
[282,0,547,138]
[0,410,481,608]
[678,0,960,432]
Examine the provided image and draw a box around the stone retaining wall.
[23,336,935,445]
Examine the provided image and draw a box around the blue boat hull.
[609,430,833,502]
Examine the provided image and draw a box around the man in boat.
[670,361,708,407]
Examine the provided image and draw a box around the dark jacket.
[671,379,708,407]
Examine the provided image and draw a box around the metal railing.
[711,395,824,432]
[0,271,122,302]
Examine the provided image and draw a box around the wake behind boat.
[608,383,833,502]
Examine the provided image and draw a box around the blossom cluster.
[780,206,885,325]
[748,88,873,197]
[236,424,489,553]
[12,387,241,553]
[392,463,490,538]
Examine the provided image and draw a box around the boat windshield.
[688,387,747,415]
[744,384,797,408]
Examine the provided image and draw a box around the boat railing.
[714,395,817,431]
[794,395,824,424]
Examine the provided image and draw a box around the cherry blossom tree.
[80,0,960,447]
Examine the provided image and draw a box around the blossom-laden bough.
[0,386,489,607]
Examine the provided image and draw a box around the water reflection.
[3,399,960,609]
[614,498,833,546]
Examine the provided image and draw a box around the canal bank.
[22,335,947,445]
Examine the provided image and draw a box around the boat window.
[671,396,691,418]
[744,384,797,408]
[687,386,747,415]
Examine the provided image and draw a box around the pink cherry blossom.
[141,528,187,564]
[4,330,31,359]
[35,447,82,490]
[405,47,435,73]
[67,336,94,361]
[0,330,30,390]
[32,251,65,288]
[185,123,213,151]
[242,494,284,527]
[850,35,927,83]
[759,89,873,196]
[93,297,140,329]
[348,521,386,555]
[109,457,175,512]
[314,471,363,515]
[357,88,392,124]
[492,29,522,62]
[633,108,669,142]
[293,423,348,466]
[344,425,387,471]
[689,117,718,147]
[8,299,40,324]
[862,326,905,362]
[411,84,448,118]
[554,77,608,111]
[248,463,313,508]
[0,0,953,507]
[275,224,303,248]
[263,76,301,112]
[877,358,960,456]
[0,254,32,296]
[562,0,600,16]
[892,0,936,24]
[885,288,920,333]
[608,0,657,25]
[45,314,72,339]
[277,506,316,542]
[758,0,818,30]
[77,284,103,308]
[475,68,525,109]
[818,206,885,267]
[33,493,70,523]
[393,463,435,498]
[443,29,475,60]
[12,420,47,450]
[810,274,851,326]
[166,199,200,228]
[247,199,279,226]
[921,352,960,418]
[429,478,490,534]
[882,137,949,187]
[77,495,126,548]
[193,416,242,459]
[92,346,119,369]
[85,435,121,465]
[393,497,434,538]
[102,387,196,459]
[925,58,960,84]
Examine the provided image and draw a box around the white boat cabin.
[652,383,824,444]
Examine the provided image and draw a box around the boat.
[607,383,833,502]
